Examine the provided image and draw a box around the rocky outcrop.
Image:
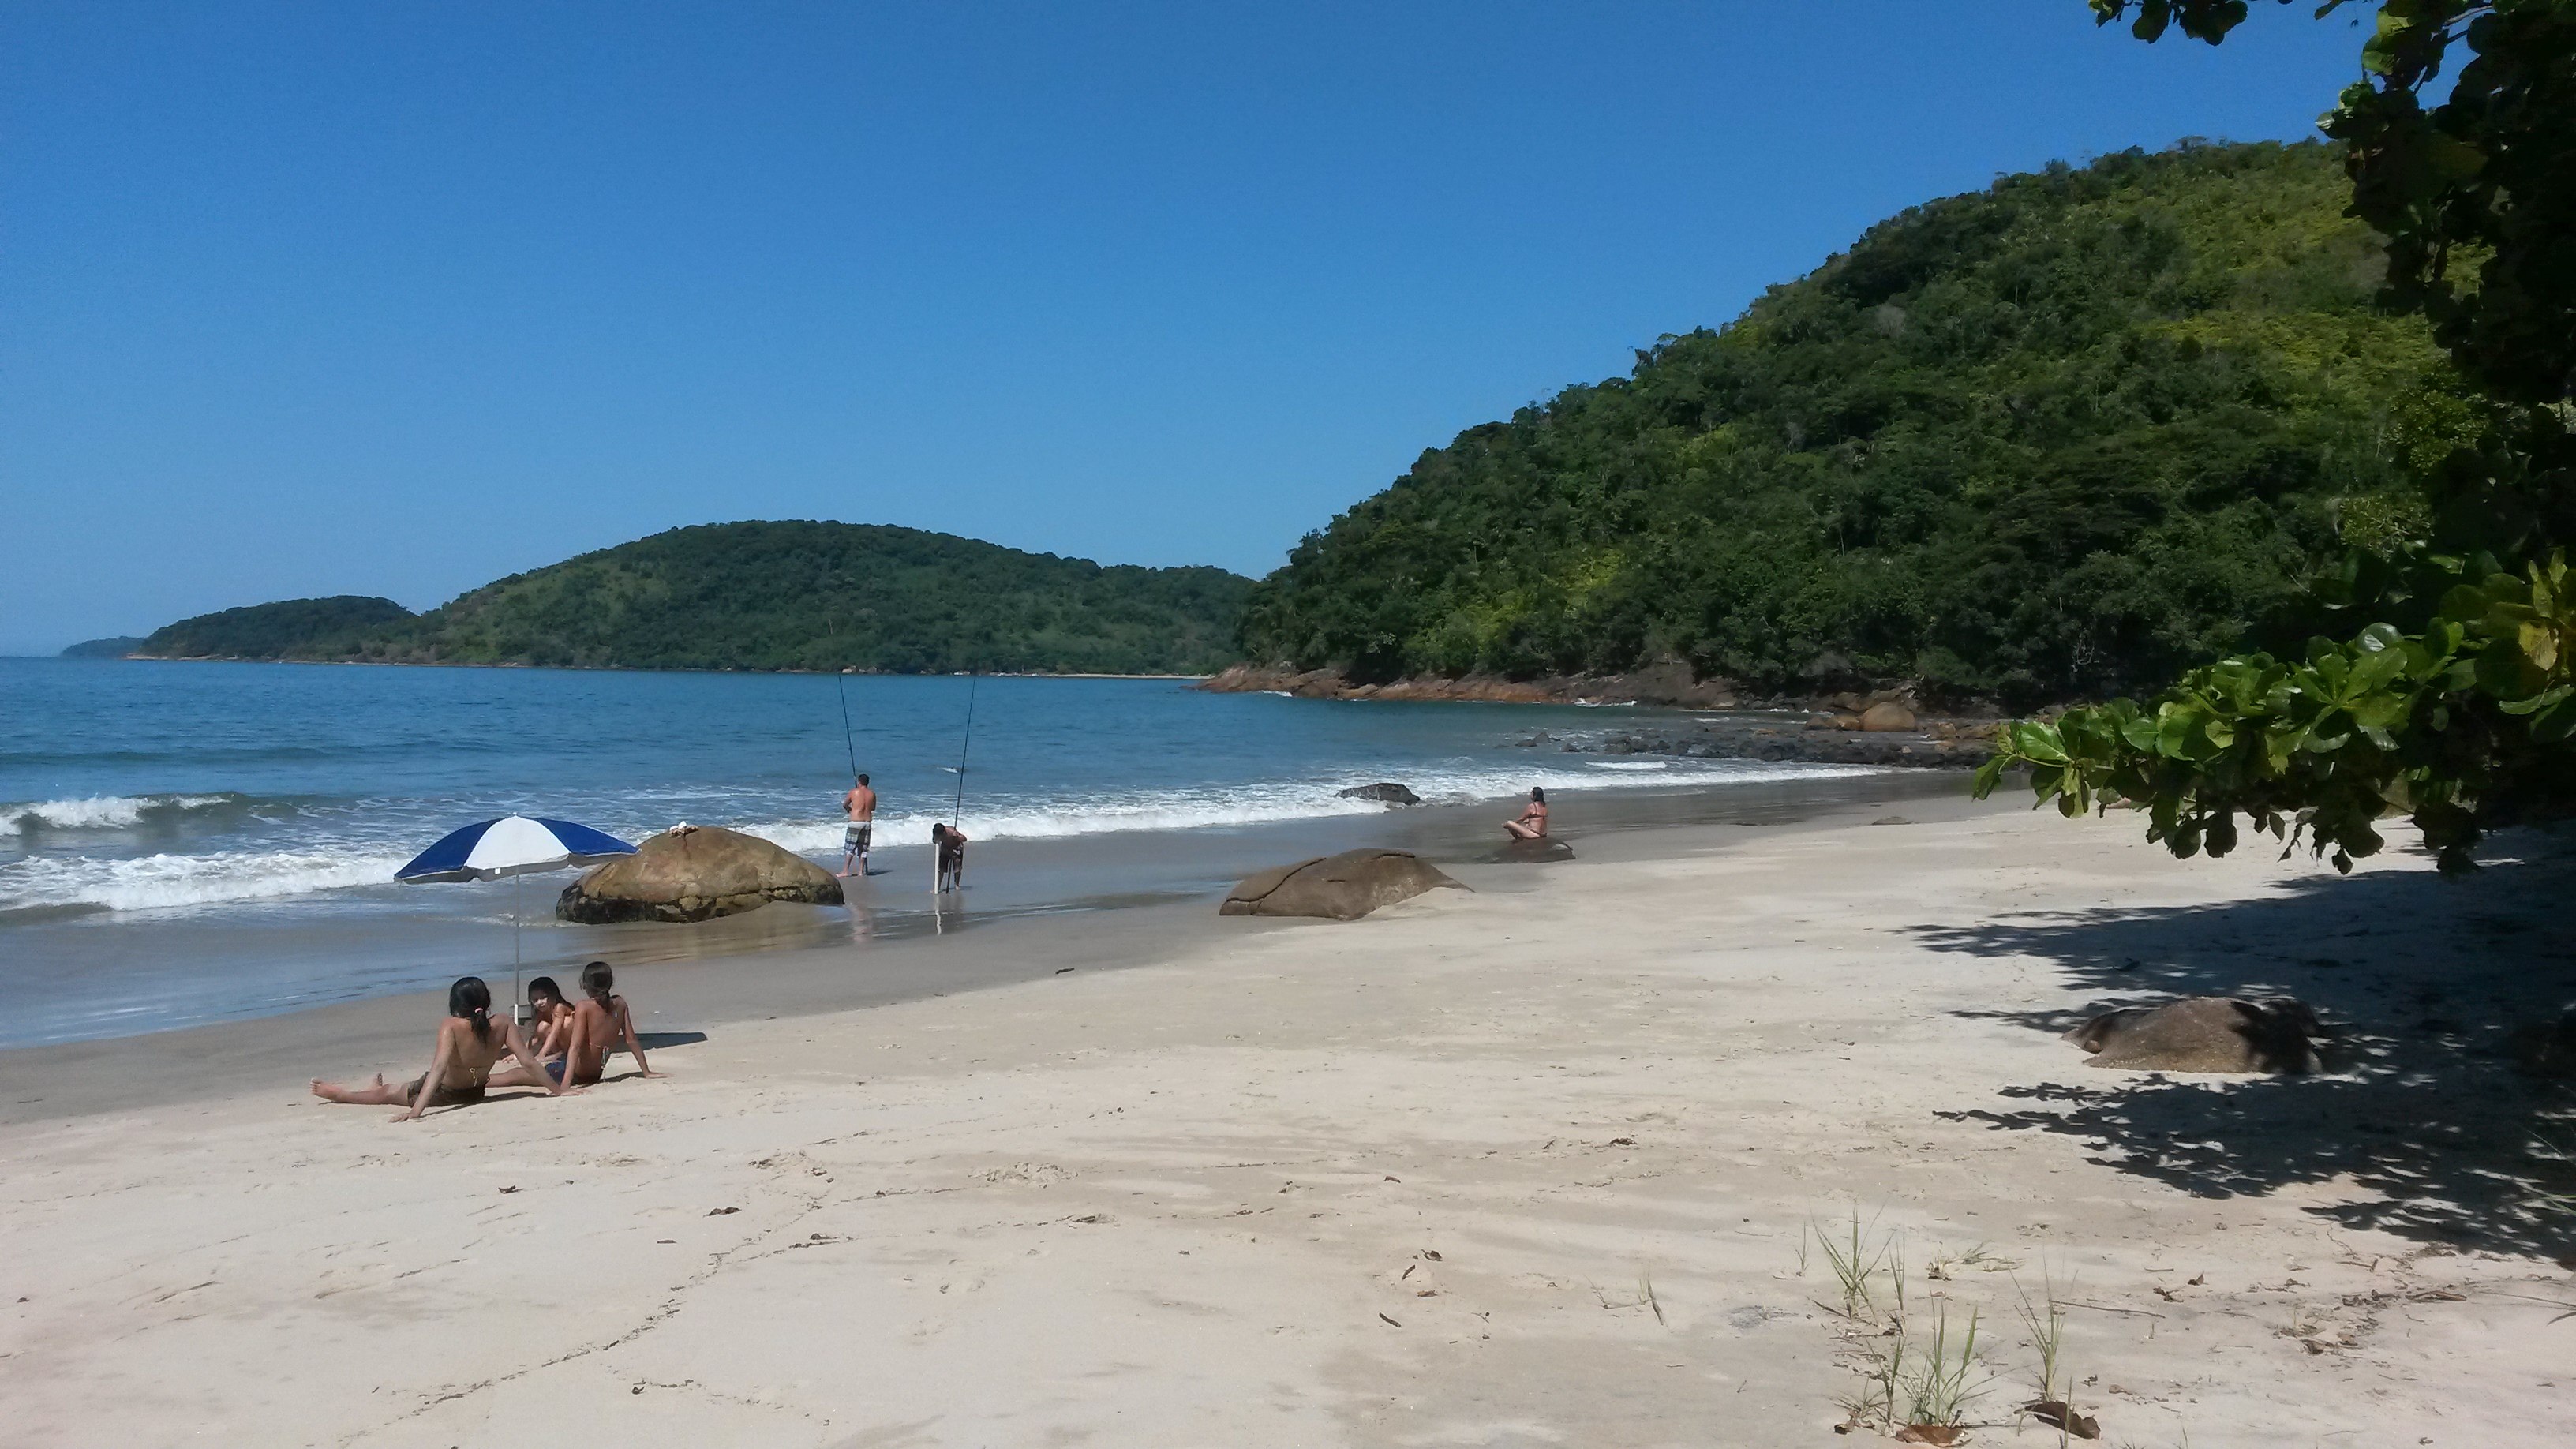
[2065,996,2327,1073]
[1859,701,1918,732]
[557,824,844,924]
[1336,782,1423,806]
[1200,661,1743,709]
[1219,849,1470,921]
[1520,715,1997,770]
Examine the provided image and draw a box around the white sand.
[2,806,2567,1447]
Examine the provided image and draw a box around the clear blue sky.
[1,1,2373,653]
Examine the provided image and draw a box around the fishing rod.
[834,662,859,779]
[951,672,976,826]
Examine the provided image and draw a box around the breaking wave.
[735,757,1881,855]
[0,849,412,915]
[5,792,246,833]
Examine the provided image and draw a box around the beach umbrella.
[395,814,637,1012]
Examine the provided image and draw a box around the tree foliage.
[143,597,416,660]
[58,636,147,658]
[1979,2,2576,871]
[137,523,1251,676]
[1240,141,2450,706]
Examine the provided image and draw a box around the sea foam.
[736,757,1881,853]
[5,793,238,833]
[0,849,412,915]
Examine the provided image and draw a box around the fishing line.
[951,672,977,826]
[834,663,859,779]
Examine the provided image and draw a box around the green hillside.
[139,523,1251,674]
[143,597,415,660]
[58,635,147,658]
[1238,141,2459,706]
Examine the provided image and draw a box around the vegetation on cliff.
[57,636,147,658]
[142,597,416,661]
[137,522,1251,675]
[1238,140,2458,707]
[1979,1,2576,873]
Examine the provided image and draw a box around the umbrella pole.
[512,871,523,1018]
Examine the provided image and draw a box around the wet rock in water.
[1219,848,1470,921]
[558,824,843,924]
[1495,837,1575,863]
[2065,996,2325,1073]
[1859,701,1918,732]
[1336,782,1424,806]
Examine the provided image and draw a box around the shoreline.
[3,796,2568,1443]
[0,766,1975,1050]
[50,654,1218,680]
[0,779,1998,1121]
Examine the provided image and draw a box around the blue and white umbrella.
[395,814,637,883]
[396,814,638,1010]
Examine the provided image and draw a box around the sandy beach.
[3,795,2569,1447]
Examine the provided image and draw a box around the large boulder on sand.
[557,825,843,924]
[1859,702,1918,732]
[1219,848,1470,921]
[2064,996,2324,1073]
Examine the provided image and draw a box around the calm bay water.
[1,658,1904,1046]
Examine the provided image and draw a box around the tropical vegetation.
[1237,139,2455,708]
[136,522,1251,676]
[1977,0,2576,874]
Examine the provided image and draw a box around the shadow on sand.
[1910,834,2576,1260]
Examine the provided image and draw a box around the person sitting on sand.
[1502,786,1549,841]
[931,821,968,893]
[310,975,575,1121]
[524,975,575,1063]
[489,960,663,1090]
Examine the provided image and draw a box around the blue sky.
[2,1,2374,653]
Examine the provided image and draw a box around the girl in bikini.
[310,976,577,1121]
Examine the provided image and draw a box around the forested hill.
[138,523,1252,674]
[1237,141,2457,707]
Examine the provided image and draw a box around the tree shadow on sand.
[1911,833,2576,1260]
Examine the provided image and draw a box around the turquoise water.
[2,658,1892,1044]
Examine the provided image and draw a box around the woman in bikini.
[486,960,662,1090]
[523,975,575,1064]
[310,975,575,1121]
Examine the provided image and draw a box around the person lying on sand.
[1502,786,1549,841]
[489,960,664,1090]
[310,975,575,1121]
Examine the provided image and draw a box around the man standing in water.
[839,772,876,877]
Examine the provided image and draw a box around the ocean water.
[1,657,1911,1046]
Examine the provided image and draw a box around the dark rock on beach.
[2065,996,2327,1074]
[1219,848,1470,922]
[558,824,844,924]
[1336,782,1424,806]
